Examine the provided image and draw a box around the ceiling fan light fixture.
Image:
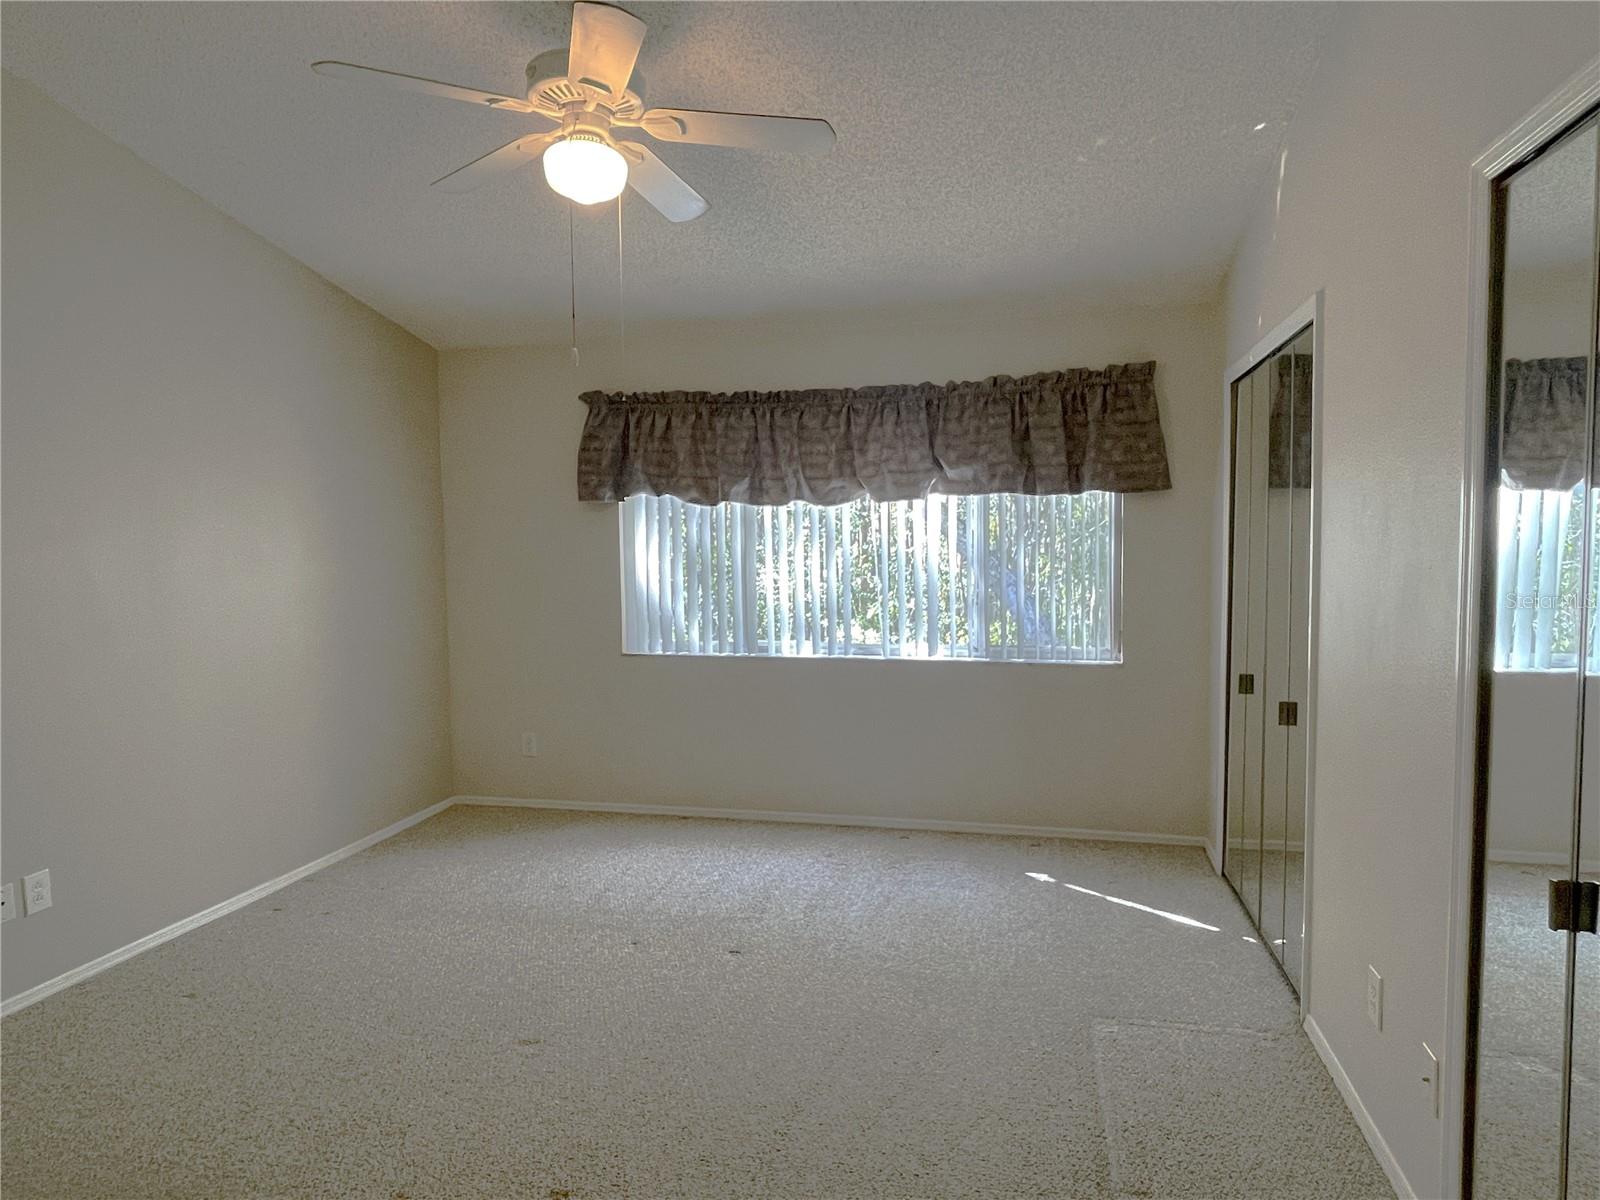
[542,135,628,205]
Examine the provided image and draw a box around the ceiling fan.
[312,1,836,223]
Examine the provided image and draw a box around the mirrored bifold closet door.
[1472,108,1598,1200]
[1224,326,1313,991]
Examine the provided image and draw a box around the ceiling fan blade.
[618,143,708,223]
[639,108,835,156]
[567,2,647,99]
[432,133,559,192]
[311,60,541,115]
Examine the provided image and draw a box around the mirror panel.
[1225,376,1257,902]
[1284,326,1314,988]
[1474,114,1596,1200]
[1565,118,1600,1200]
[1239,364,1273,924]
[1260,346,1295,961]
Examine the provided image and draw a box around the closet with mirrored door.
[1223,325,1314,992]
[1469,104,1597,1200]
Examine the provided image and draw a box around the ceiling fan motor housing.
[526,49,645,123]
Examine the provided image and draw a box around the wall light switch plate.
[521,732,539,757]
[1366,965,1383,1032]
[0,882,15,923]
[1422,1042,1440,1118]
[23,869,52,915]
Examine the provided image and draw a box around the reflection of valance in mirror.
[578,363,1172,505]
[1501,357,1591,491]
[1269,352,1313,489]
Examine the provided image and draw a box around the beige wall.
[1223,7,1597,1195]
[0,75,453,1001]
[439,297,1222,837]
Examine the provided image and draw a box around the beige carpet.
[1,807,1392,1199]
[1092,1021,1382,1200]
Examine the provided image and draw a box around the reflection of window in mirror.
[1492,123,1596,675]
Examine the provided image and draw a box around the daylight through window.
[621,492,1120,662]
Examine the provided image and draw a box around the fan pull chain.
[617,191,625,357]
[568,202,579,367]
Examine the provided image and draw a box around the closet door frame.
[1447,57,1600,1200]
[1213,289,1324,1022]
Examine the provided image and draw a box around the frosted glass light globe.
[543,137,629,205]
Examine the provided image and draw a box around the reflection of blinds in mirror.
[1493,483,1598,671]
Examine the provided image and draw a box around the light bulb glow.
[543,137,628,205]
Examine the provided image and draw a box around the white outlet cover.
[521,732,539,757]
[23,868,52,915]
[0,882,14,923]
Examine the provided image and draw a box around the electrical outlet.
[1367,965,1383,1032]
[1422,1042,1440,1118]
[23,869,52,915]
[0,882,15,923]
[521,732,539,757]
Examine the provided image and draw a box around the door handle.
[1547,878,1599,934]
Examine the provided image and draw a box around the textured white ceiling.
[2,2,1338,348]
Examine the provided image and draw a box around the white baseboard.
[452,795,1208,847]
[1487,848,1600,872]
[0,798,455,1018]
[1304,1015,1411,1200]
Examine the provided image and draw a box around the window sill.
[619,648,1124,667]
[1493,666,1597,677]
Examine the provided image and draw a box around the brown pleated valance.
[577,362,1171,505]
[1502,357,1590,491]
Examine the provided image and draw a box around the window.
[1494,483,1600,671]
[621,492,1121,662]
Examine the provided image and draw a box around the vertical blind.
[621,492,1120,662]
[1494,483,1599,671]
